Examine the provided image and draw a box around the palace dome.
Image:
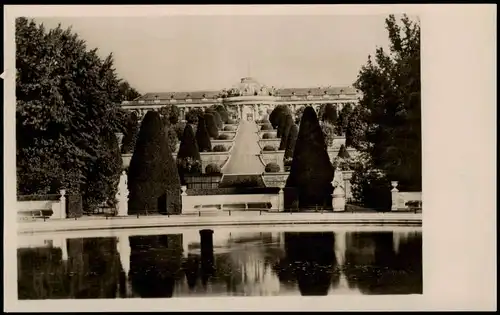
[227,77,274,97]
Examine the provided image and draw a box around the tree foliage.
[185,108,204,124]
[118,81,141,101]
[269,105,291,129]
[204,113,219,138]
[284,124,299,161]
[321,104,338,125]
[195,116,212,152]
[285,107,334,209]
[335,104,353,136]
[121,111,139,154]
[212,105,229,124]
[15,18,138,211]
[159,104,180,126]
[165,125,179,153]
[279,115,294,150]
[177,124,202,180]
[352,14,421,191]
[127,111,181,214]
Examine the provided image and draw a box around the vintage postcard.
[3,4,496,312]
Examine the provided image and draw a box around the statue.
[332,169,345,190]
[116,171,129,216]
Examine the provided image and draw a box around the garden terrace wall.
[122,153,133,169]
[258,130,277,139]
[181,186,282,213]
[262,172,290,188]
[17,192,83,220]
[258,139,281,150]
[327,147,358,161]
[259,151,285,171]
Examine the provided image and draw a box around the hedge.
[284,124,299,160]
[205,163,221,175]
[177,124,202,181]
[262,133,275,139]
[278,115,294,150]
[223,125,237,131]
[265,162,280,173]
[212,145,226,152]
[262,145,277,151]
[261,123,273,131]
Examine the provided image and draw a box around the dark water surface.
[17,227,422,299]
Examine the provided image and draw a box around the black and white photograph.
[3,4,496,312]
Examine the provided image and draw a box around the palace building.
[121,77,360,121]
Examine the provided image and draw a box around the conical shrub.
[285,107,334,210]
[204,113,219,138]
[196,116,212,153]
[177,124,202,183]
[127,111,181,215]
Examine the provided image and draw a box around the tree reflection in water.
[129,235,183,298]
[17,229,422,299]
[343,231,422,295]
[276,232,338,296]
[17,237,122,299]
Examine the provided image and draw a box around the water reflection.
[17,228,422,299]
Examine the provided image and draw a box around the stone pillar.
[116,171,129,216]
[59,189,66,219]
[391,181,399,211]
[181,186,188,213]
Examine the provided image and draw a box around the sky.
[35,15,392,94]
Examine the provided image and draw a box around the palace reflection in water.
[17,228,422,299]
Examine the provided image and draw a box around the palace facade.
[121,77,360,121]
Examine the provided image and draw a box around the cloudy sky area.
[35,15,393,93]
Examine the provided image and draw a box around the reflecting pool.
[17,226,422,299]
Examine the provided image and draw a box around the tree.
[204,113,219,138]
[195,116,212,153]
[82,129,123,211]
[118,81,141,101]
[177,124,202,183]
[212,105,229,124]
[277,113,292,138]
[279,115,294,150]
[15,18,136,211]
[127,111,181,214]
[321,104,338,125]
[185,108,204,125]
[285,107,334,209]
[269,105,291,128]
[335,104,353,135]
[159,104,180,126]
[210,110,223,130]
[337,144,350,159]
[284,124,299,161]
[353,14,421,191]
[121,111,139,154]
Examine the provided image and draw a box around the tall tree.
[321,104,338,125]
[15,18,138,210]
[335,104,353,136]
[160,104,180,126]
[285,107,335,209]
[353,14,421,191]
[196,116,212,152]
[284,124,299,161]
[121,111,139,154]
[127,111,180,214]
[177,124,202,182]
[269,105,291,129]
